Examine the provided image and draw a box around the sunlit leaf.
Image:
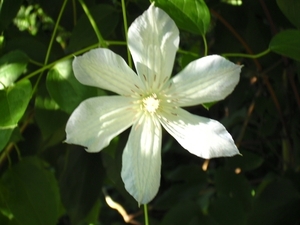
[277,0,300,29]
[269,29,300,61]
[0,80,31,127]
[0,80,31,150]
[153,0,210,35]
[0,157,60,225]
[46,59,98,114]
[0,50,28,90]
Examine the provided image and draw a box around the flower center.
[142,94,160,113]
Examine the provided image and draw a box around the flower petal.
[166,55,242,107]
[159,108,240,159]
[65,96,136,152]
[73,48,143,96]
[128,4,179,90]
[121,114,162,204]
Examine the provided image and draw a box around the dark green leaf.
[161,200,201,225]
[215,169,252,210]
[0,50,28,88]
[269,29,300,61]
[209,196,246,225]
[59,147,105,224]
[67,4,119,52]
[153,0,210,35]
[226,150,264,172]
[0,157,60,225]
[46,59,98,114]
[166,164,207,182]
[277,0,300,29]
[247,177,300,225]
[0,128,14,152]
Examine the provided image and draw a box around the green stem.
[178,49,199,58]
[121,0,132,68]
[44,0,68,65]
[20,39,126,82]
[222,48,271,59]
[144,204,149,225]
[20,43,99,82]
[107,40,127,46]
[202,34,208,56]
[78,0,107,47]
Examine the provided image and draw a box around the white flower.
[65,4,242,204]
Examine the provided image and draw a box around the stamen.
[143,74,147,81]
[162,76,168,84]
[134,84,140,89]
[154,74,157,82]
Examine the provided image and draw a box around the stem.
[222,49,271,59]
[143,204,149,225]
[78,0,107,47]
[19,43,99,82]
[121,0,132,68]
[202,35,208,56]
[178,49,199,57]
[20,39,126,82]
[44,0,68,65]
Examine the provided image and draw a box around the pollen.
[142,94,160,113]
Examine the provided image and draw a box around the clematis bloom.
[65,4,242,204]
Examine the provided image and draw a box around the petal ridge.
[159,108,240,159]
[121,114,162,204]
[65,96,137,152]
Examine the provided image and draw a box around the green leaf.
[0,80,31,150]
[277,0,300,29]
[247,177,300,225]
[202,101,217,110]
[269,29,300,61]
[0,80,32,127]
[0,128,14,152]
[0,50,28,89]
[226,150,264,172]
[215,169,252,210]
[67,4,119,52]
[46,59,98,114]
[209,196,246,225]
[161,200,201,225]
[59,147,105,224]
[0,157,60,225]
[153,0,210,35]
[0,0,23,31]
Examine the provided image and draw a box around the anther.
[143,74,147,81]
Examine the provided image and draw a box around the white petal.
[128,4,179,90]
[73,48,143,96]
[159,108,240,159]
[65,96,136,152]
[121,114,162,204]
[167,55,242,107]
